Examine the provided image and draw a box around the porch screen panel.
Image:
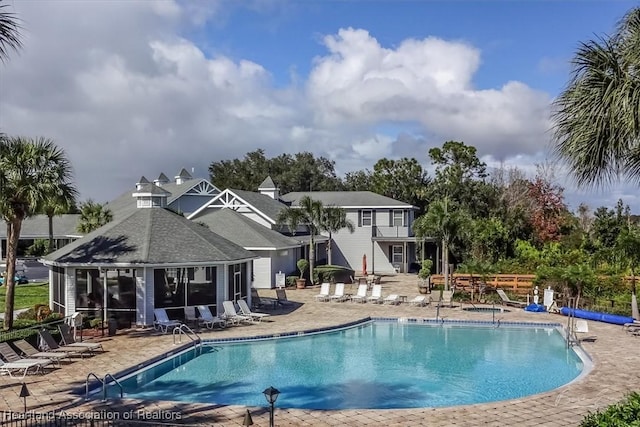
[51,266,66,314]
[187,266,217,306]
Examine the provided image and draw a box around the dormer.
[132,183,171,208]
[136,176,150,191]
[258,176,279,200]
[175,168,193,185]
[154,172,170,187]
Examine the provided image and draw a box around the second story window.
[361,210,372,227]
[393,210,404,227]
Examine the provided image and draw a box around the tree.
[527,175,567,245]
[320,206,355,265]
[41,188,77,253]
[615,225,640,319]
[370,158,430,211]
[0,136,76,330]
[0,1,22,63]
[343,170,373,191]
[413,198,470,290]
[77,200,113,234]
[276,196,324,283]
[552,8,640,187]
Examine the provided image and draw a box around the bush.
[313,265,355,284]
[418,260,433,279]
[285,276,297,287]
[581,392,640,426]
[26,239,50,256]
[297,259,309,278]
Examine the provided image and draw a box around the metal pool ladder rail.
[85,372,123,401]
[173,323,201,347]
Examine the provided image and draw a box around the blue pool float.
[560,307,634,325]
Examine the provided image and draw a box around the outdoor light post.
[262,386,280,427]
[19,383,30,413]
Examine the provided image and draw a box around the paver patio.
[1,274,638,426]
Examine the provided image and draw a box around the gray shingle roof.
[280,191,415,208]
[156,173,170,183]
[194,209,300,250]
[0,215,82,239]
[43,207,255,266]
[229,189,288,223]
[258,176,276,189]
[177,168,192,179]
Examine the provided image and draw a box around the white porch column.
[137,267,153,327]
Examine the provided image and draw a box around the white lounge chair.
[574,319,597,342]
[0,359,47,378]
[367,284,383,304]
[350,284,368,303]
[430,290,442,305]
[0,342,55,372]
[196,305,227,329]
[153,308,182,333]
[222,301,253,325]
[237,299,271,323]
[314,283,331,302]
[383,294,400,305]
[330,283,347,302]
[496,289,527,308]
[409,295,427,306]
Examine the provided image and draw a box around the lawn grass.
[0,283,49,313]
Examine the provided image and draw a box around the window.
[155,266,217,308]
[393,210,404,227]
[392,245,403,264]
[361,210,372,227]
[227,263,246,302]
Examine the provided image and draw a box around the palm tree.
[552,8,640,187]
[41,188,77,254]
[320,206,355,265]
[0,1,22,62]
[277,196,324,283]
[76,200,113,234]
[413,198,469,290]
[0,136,76,330]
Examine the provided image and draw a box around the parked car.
[0,273,29,285]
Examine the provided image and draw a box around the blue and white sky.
[1,0,637,212]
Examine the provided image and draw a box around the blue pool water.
[116,321,584,409]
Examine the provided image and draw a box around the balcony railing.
[372,226,412,238]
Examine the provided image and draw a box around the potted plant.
[418,259,433,294]
[296,259,309,289]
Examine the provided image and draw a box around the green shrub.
[313,265,355,284]
[418,260,433,280]
[285,276,297,287]
[297,259,309,278]
[26,239,50,256]
[580,392,640,426]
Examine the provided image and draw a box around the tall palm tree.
[552,8,640,187]
[0,1,22,62]
[320,206,355,265]
[41,191,77,253]
[413,198,469,290]
[76,200,113,234]
[0,136,76,330]
[277,196,324,283]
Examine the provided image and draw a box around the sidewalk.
[0,308,29,321]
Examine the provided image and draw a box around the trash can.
[108,317,117,336]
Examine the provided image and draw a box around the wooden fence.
[430,273,536,294]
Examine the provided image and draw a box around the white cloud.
[0,2,634,211]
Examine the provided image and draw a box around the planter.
[418,286,429,294]
[296,278,306,289]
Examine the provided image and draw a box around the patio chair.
[58,324,104,353]
[409,295,427,307]
[251,288,278,310]
[276,289,294,306]
[0,342,55,371]
[314,283,331,302]
[574,319,597,342]
[196,305,227,329]
[222,301,253,325]
[330,283,348,302]
[0,359,47,379]
[13,339,72,365]
[154,308,182,333]
[430,289,442,305]
[367,284,383,304]
[496,289,527,308]
[38,328,92,358]
[383,294,400,305]
[237,299,271,323]
[350,284,368,303]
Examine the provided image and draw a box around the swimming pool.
[111,320,586,409]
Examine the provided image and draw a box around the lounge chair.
[154,308,182,333]
[184,306,200,327]
[237,300,271,323]
[496,289,527,308]
[222,301,253,325]
[367,284,383,304]
[0,359,47,379]
[330,283,347,302]
[13,339,71,365]
[574,319,597,343]
[409,295,427,306]
[350,284,368,303]
[0,342,54,371]
[430,289,442,305]
[276,289,294,306]
[383,294,400,305]
[441,290,454,308]
[623,322,640,335]
[38,328,92,358]
[58,324,104,353]
[251,288,278,310]
[314,283,331,302]
[196,305,227,329]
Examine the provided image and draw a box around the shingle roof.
[280,191,415,208]
[194,209,300,250]
[156,173,170,183]
[258,176,276,189]
[43,207,255,266]
[176,168,193,179]
[0,215,82,239]
[229,189,288,222]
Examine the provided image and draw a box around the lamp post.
[19,383,30,413]
[262,386,280,427]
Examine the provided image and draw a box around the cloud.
[0,1,633,211]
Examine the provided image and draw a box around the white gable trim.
[187,189,277,224]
